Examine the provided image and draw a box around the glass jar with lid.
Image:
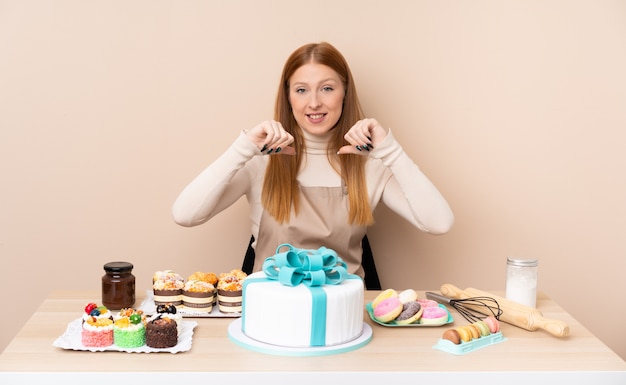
[505,257,538,308]
[102,261,135,309]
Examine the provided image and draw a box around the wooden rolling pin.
[441,283,570,337]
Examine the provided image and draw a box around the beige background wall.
[1,0,625,359]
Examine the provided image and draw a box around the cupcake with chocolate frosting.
[146,314,178,348]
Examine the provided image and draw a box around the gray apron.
[253,184,367,278]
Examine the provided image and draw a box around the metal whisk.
[426,292,503,323]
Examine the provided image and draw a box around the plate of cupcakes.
[142,269,246,318]
[53,302,197,353]
[367,289,453,327]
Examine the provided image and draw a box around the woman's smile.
[307,113,327,123]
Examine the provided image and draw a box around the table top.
[1,289,625,384]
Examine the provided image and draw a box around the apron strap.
[361,235,381,290]
[241,235,256,275]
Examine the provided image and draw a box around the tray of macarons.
[366,289,453,327]
[432,315,505,355]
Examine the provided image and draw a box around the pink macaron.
[483,316,500,333]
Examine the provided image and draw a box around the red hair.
[262,42,373,225]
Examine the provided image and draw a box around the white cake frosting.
[83,320,113,332]
[241,271,364,347]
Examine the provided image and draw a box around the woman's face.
[288,63,345,136]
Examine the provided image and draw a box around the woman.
[172,42,454,286]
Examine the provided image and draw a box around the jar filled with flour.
[505,257,538,308]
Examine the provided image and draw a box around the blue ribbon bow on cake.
[262,243,349,287]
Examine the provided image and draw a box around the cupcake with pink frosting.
[81,316,114,347]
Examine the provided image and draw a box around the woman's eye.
[322,86,334,92]
[295,88,306,93]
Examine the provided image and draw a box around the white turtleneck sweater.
[172,129,454,244]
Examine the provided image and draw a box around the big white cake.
[241,271,364,347]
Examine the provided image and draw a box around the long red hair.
[262,42,373,225]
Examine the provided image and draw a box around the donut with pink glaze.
[373,297,403,323]
[419,305,448,325]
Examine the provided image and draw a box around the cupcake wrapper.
[217,289,242,313]
[153,289,183,306]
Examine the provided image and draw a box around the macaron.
[442,329,461,345]
[372,289,398,309]
[394,301,423,325]
[484,316,500,333]
[419,305,449,325]
[455,326,473,342]
[373,297,403,323]
[473,320,491,336]
[398,289,418,304]
[466,324,481,340]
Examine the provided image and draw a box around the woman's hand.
[245,120,296,155]
[338,118,389,155]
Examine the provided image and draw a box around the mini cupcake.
[146,315,178,348]
[155,303,182,334]
[82,303,113,324]
[183,279,215,312]
[217,270,247,314]
[153,270,184,306]
[115,307,146,321]
[187,271,218,305]
[113,309,146,348]
[153,270,183,283]
[187,271,218,286]
[81,316,114,347]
